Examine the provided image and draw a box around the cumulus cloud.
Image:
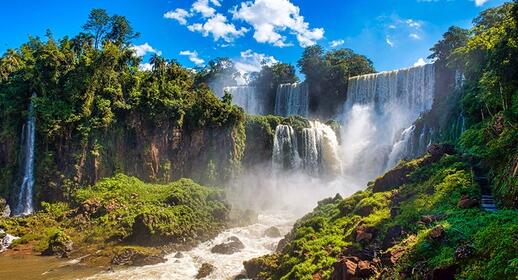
[330,39,345,48]
[233,49,277,84]
[413,58,427,67]
[163,8,192,25]
[232,0,324,47]
[179,50,205,66]
[192,0,217,18]
[188,14,248,42]
[131,43,161,57]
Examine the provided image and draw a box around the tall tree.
[82,8,110,49]
[106,15,140,47]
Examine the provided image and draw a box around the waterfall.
[224,86,263,115]
[272,125,301,170]
[341,64,435,180]
[274,82,309,117]
[301,121,342,176]
[14,93,36,216]
[273,121,341,177]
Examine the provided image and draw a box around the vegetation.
[0,9,245,199]
[0,174,229,262]
[246,153,518,279]
[298,45,375,117]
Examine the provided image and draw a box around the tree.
[82,8,111,49]
[428,26,469,68]
[253,62,298,113]
[195,58,240,96]
[105,15,140,47]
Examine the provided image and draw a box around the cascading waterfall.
[272,125,301,170]
[14,93,36,216]
[341,64,435,181]
[224,86,263,115]
[273,121,342,177]
[274,82,309,117]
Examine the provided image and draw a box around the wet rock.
[382,225,405,249]
[196,263,215,279]
[276,237,288,252]
[427,143,455,159]
[353,224,377,244]
[429,225,444,240]
[0,198,10,217]
[356,260,376,278]
[174,252,184,258]
[458,195,478,209]
[381,247,406,266]
[42,231,73,258]
[264,226,281,238]
[0,229,19,252]
[211,236,245,254]
[331,257,358,279]
[234,274,248,280]
[111,248,166,266]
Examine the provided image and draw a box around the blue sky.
[0,0,509,75]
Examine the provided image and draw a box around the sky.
[0,0,509,76]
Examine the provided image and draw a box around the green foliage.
[298,45,375,117]
[252,154,518,279]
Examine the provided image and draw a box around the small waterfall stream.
[224,86,263,115]
[14,93,36,216]
[274,82,309,117]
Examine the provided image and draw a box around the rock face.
[211,236,245,254]
[196,263,215,279]
[0,197,10,217]
[1,114,245,203]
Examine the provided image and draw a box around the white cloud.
[131,43,161,57]
[413,58,427,67]
[475,0,490,6]
[330,39,345,48]
[233,49,277,84]
[188,13,248,42]
[386,36,394,47]
[409,33,421,40]
[232,0,324,47]
[192,0,217,18]
[179,50,205,66]
[163,8,191,25]
[139,63,153,71]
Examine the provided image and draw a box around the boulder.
[353,224,377,244]
[211,236,245,254]
[458,196,478,209]
[111,248,166,266]
[196,263,215,279]
[264,226,281,238]
[426,144,455,159]
[356,260,376,278]
[42,231,73,258]
[381,247,406,266]
[331,257,358,279]
[174,252,184,258]
[0,198,10,217]
[429,226,444,241]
